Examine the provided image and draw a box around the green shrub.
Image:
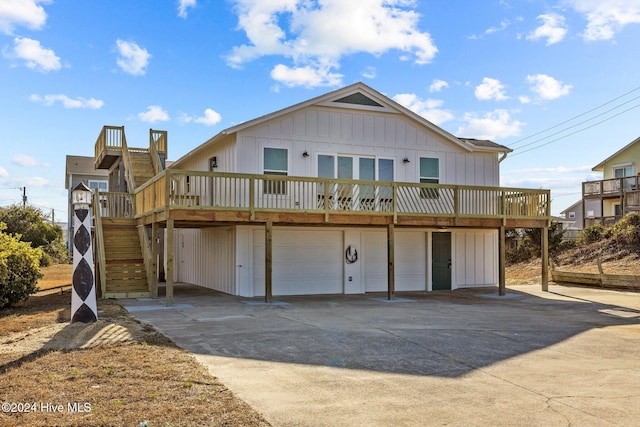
[577,224,606,245]
[0,223,42,309]
[611,212,640,247]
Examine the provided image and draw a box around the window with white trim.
[88,180,108,192]
[419,157,439,198]
[263,147,288,194]
[613,165,633,178]
[568,211,576,219]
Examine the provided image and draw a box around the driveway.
[124,285,640,426]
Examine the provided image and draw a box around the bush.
[577,224,607,246]
[0,205,68,264]
[611,212,640,247]
[0,223,42,309]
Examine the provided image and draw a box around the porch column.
[387,223,395,300]
[498,226,506,296]
[150,222,159,298]
[265,221,273,303]
[166,218,174,306]
[541,225,549,292]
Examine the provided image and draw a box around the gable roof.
[559,199,582,215]
[172,82,511,168]
[65,155,108,189]
[592,136,640,171]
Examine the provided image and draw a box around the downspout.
[499,151,508,163]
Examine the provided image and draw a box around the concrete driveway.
[124,285,640,426]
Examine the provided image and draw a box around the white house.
[130,82,548,299]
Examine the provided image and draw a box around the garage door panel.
[255,229,343,296]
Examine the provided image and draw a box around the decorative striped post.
[71,183,97,323]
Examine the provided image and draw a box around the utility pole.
[22,187,27,207]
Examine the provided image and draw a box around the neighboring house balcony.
[582,176,640,227]
[122,169,551,229]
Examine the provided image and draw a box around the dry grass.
[37,263,74,291]
[0,267,270,427]
[506,255,640,285]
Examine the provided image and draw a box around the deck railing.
[134,170,550,221]
[95,192,135,218]
[94,125,125,169]
[583,176,640,197]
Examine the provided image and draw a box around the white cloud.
[392,93,454,126]
[29,93,104,109]
[226,0,437,87]
[6,37,60,72]
[475,77,508,101]
[138,106,169,123]
[177,0,197,18]
[180,108,222,126]
[526,74,572,100]
[519,95,531,104]
[565,0,640,41]
[428,79,449,93]
[12,154,48,167]
[0,0,48,35]
[0,166,8,177]
[270,63,343,88]
[457,110,524,140]
[116,39,151,75]
[361,66,376,79]
[526,13,568,45]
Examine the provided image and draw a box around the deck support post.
[541,225,549,292]
[387,223,395,300]
[265,221,273,303]
[150,222,159,298]
[166,218,174,306]
[498,226,506,296]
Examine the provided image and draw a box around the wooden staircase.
[101,218,150,298]
[129,150,156,189]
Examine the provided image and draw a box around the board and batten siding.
[174,227,236,294]
[176,134,236,172]
[235,106,500,186]
[453,230,498,287]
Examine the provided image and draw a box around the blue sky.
[1,0,640,222]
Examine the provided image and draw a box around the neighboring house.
[559,200,583,240]
[90,82,551,302]
[64,155,109,249]
[582,136,640,227]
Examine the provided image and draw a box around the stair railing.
[120,130,137,192]
[149,129,167,175]
[92,189,108,298]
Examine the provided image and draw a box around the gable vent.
[333,92,383,107]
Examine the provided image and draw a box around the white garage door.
[254,228,343,296]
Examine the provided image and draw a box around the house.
[558,200,583,240]
[89,82,551,303]
[582,136,640,227]
[65,155,109,249]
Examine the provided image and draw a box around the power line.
[509,103,640,157]
[509,85,640,148]
[513,95,640,151]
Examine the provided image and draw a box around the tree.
[0,222,42,309]
[0,205,68,265]
[506,221,565,264]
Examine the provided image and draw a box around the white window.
[568,211,576,219]
[263,147,288,194]
[419,157,439,198]
[88,180,108,192]
[613,165,633,178]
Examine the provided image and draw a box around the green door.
[432,232,451,290]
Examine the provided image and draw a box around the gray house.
[64,155,109,248]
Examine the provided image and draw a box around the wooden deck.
[131,169,551,229]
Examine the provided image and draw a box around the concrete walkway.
[124,285,640,426]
